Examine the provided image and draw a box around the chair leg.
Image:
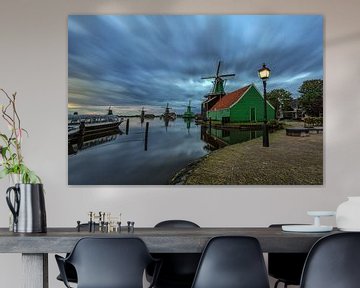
[274,280,290,288]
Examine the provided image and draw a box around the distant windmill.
[139,107,155,121]
[106,105,123,117]
[160,103,176,120]
[139,107,146,123]
[201,61,235,118]
[183,100,196,119]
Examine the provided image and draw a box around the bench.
[286,128,310,137]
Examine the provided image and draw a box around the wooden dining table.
[0,226,339,288]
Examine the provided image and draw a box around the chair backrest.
[300,232,360,288]
[191,236,270,288]
[155,220,200,228]
[67,237,154,288]
[152,220,201,286]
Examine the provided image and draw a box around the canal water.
[68,118,262,185]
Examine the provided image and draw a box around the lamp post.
[258,63,271,147]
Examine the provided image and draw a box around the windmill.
[183,100,196,119]
[160,103,176,120]
[201,61,235,118]
[139,107,146,123]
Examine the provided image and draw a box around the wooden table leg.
[22,253,48,288]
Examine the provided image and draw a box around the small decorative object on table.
[282,211,335,232]
[336,197,360,231]
[78,211,122,232]
[0,89,46,233]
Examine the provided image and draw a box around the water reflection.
[161,115,176,132]
[201,126,263,151]
[68,129,121,155]
[68,118,205,185]
[68,118,262,185]
[184,118,195,134]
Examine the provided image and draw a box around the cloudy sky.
[68,15,323,115]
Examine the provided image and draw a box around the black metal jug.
[6,183,47,233]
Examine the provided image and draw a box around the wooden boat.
[68,110,123,141]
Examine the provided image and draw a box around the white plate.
[282,225,333,232]
[307,211,336,217]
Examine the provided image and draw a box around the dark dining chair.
[55,237,160,288]
[300,232,360,288]
[56,223,99,284]
[268,224,308,288]
[147,220,201,288]
[56,262,77,284]
[191,236,270,288]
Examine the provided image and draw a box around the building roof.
[210,84,252,111]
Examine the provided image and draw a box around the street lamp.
[258,63,271,147]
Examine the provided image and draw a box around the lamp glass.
[258,67,270,80]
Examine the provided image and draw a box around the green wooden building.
[207,84,275,123]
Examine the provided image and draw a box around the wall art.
[68,15,323,185]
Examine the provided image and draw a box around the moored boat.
[68,110,123,141]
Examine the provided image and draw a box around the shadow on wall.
[327,31,360,46]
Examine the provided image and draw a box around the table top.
[0,227,339,254]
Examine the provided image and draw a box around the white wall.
[0,0,360,287]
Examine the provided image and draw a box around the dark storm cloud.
[68,15,323,114]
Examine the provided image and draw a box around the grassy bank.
[173,128,323,185]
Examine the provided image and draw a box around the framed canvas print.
[68,15,323,185]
